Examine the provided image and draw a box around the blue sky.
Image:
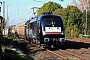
[1,0,74,25]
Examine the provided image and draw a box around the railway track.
[36,39,90,60]
[57,49,87,60]
[63,40,90,60]
[13,38,90,60]
[66,38,90,43]
[32,42,88,60]
[46,49,88,60]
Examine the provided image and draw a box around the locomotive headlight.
[59,38,65,42]
[61,32,64,35]
[44,38,49,42]
[24,25,27,27]
[61,31,64,35]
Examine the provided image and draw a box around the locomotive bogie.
[43,38,65,43]
[41,37,65,48]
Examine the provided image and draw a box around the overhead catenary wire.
[6,0,48,25]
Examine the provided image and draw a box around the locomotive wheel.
[35,39,40,44]
[25,36,28,40]
[29,39,32,44]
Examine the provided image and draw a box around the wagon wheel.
[35,39,40,47]
[29,38,33,44]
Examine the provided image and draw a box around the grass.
[1,53,30,60]
[1,49,34,60]
[1,35,34,60]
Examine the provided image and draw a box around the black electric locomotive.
[25,13,65,48]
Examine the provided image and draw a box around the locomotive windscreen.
[41,15,64,35]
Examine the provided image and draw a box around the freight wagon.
[17,21,26,38]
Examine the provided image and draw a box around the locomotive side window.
[37,20,40,33]
[30,22,34,34]
[37,20,40,26]
[34,21,37,34]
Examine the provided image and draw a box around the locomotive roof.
[29,14,62,23]
[38,14,61,20]
[29,18,37,23]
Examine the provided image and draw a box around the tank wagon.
[25,13,65,48]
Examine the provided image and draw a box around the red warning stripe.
[46,32,61,34]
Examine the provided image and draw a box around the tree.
[53,5,83,38]
[72,0,90,11]
[87,11,90,35]
[80,10,90,35]
[37,1,62,16]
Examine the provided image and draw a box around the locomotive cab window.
[41,16,64,31]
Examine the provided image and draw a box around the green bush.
[5,49,18,54]
[3,35,13,45]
